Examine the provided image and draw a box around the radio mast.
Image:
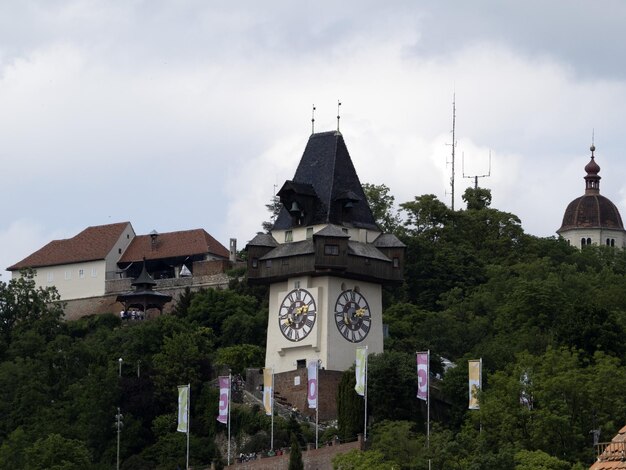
[463,150,492,189]
[446,95,457,210]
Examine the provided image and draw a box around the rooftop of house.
[8,222,132,271]
[118,229,230,263]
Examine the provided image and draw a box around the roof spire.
[591,129,596,156]
[311,104,316,134]
[337,100,342,133]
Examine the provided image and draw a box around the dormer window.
[285,230,293,242]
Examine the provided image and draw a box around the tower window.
[251,258,259,268]
[393,257,400,268]
[285,230,293,242]
[324,244,339,256]
[306,227,313,239]
[265,260,272,268]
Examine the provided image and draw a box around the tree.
[332,449,395,470]
[262,194,282,232]
[0,269,64,354]
[24,433,92,470]
[288,433,303,470]
[362,183,402,232]
[462,186,492,210]
[337,368,364,441]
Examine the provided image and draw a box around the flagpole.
[315,360,319,449]
[186,383,190,470]
[364,345,368,442]
[426,349,430,470]
[271,368,275,451]
[427,350,430,447]
[227,373,232,466]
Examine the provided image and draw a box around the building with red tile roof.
[7,222,231,303]
[8,222,135,301]
[591,425,626,469]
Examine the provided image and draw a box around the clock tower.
[247,130,405,382]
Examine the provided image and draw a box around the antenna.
[271,183,278,224]
[445,94,457,210]
[337,100,342,132]
[311,104,316,134]
[462,150,492,189]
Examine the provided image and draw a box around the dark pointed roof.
[273,131,378,231]
[558,146,625,233]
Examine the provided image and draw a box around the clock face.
[278,289,317,342]
[334,290,371,343]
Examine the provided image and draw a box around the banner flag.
[355,347,367,396]
[468,359,481,410]
[217,376,230,424]
[177,385,189,432]
[417,352,428,401]
[263,368,273,416]
[307,361,318,409]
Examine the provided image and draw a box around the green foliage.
[514,449,570,470]
[362,183,402,232]
[288,433,303,470]
[332,449,395,470]
[337,368,364,441]
[24,433,92,470]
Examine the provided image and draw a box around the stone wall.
[245,368,344,422]
[64,273,233,320]
[221,434,363,470]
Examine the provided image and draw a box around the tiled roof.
[591,425,626,469]
[118,229,229,262]
[8,222,131,270]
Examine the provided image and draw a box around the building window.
[91,268,98,277]
[265,260,272,268]
[78,269,85,279]
[296,359,306,369]
[64,271,72,280]
[306,227,313,239]
[393,257,400,268]
[612,239,615,247]
[252,258,259,268]
[118,248,122,254]
[282,258,289,266]
[47,272,54,283]
[587,237,592,245]
[285,230,293,242]
[324,244,339,256]
[294,280,300,289]
[342,228,349,234]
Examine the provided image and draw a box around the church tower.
[558,145,626,248]
[246,131,405,377]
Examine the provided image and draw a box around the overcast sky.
[2,1,626,277]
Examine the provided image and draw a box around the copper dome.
[558,146,624,233]
[558,194,624,232]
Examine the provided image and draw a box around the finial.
[311,104,316,134]
[337,100,342,132]
[591,129,595,156]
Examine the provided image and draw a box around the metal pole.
[186,384,190,470]
[227,373,231,466]
[315,361,319,449]
[116,407,121,470]
[364,345,368,442]
[271,369,275,451]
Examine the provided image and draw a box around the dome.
[558,146,625,233]
[558,194,624,232]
